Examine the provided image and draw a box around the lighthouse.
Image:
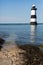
[30,4,37,25]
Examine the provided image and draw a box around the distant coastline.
[0,23,29,25]
[0,23,43,25]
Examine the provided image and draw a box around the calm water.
[0,24,43,45]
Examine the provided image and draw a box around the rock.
[0,44,43,65]
[0,38,5,50]
[0,58,12,65]
[0,38,5,44]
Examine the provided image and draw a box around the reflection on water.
[30,25,37,44]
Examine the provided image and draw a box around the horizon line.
[0,23,43,25]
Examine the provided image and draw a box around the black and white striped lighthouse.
[30,4,37,25]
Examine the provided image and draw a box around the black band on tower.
[31,15,36,18]
[30,22,37,25]
[31,6,37,10]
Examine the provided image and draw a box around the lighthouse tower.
[30,4,37,25]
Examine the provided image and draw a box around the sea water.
[0,24,43,45]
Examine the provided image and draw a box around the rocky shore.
[0,43,43,65]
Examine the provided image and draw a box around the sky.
[0,0,43,23]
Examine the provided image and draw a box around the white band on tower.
[31,10,36,15]
[31,18,36,22]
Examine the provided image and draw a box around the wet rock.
[19,44,43,65]
[0,38,5,50]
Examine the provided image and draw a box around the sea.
[0,24,43,45]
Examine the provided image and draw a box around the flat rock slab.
[0,44,43,65]
[0,58,12,65]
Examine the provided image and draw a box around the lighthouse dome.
[31,4,37,10]
[32,4,35,7]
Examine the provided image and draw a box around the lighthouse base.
[30,22,37,25]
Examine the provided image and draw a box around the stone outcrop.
[0,38,5,50]
[0,44,43,65]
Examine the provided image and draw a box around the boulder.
[0,38,5,50]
